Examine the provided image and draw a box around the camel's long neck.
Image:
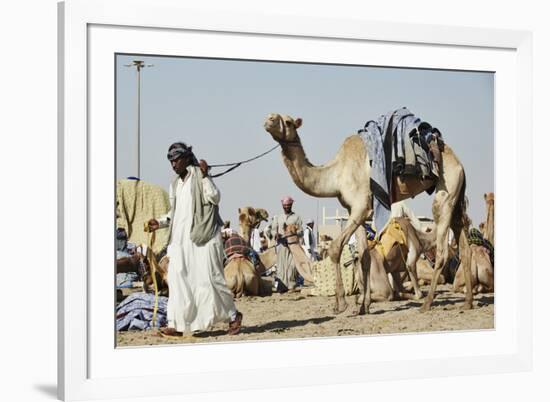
[486,204,494,245]
[280,139,339,198]
[239,225,252,245]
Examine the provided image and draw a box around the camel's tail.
[452,175,470,230]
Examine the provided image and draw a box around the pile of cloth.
[116,178,171,254]
[358,107,438,233]
[116,272,140,288]
[116,292,168,331]
[310,246,358,297]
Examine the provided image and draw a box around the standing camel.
[264,113,473,314]
[363,217,445,302]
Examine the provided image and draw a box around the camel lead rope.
[208,144,281,178]
[144,225,160,328]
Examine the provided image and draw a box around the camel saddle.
[223,233,259,268]
[358,107,441,232]
[372,218,408,259]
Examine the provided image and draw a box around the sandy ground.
[117,284,494,347]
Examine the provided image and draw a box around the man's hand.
[198,159,209,177]
[148,219,160,232]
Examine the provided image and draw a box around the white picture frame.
[58,0,533,400]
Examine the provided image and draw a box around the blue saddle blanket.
[358,108,435,233]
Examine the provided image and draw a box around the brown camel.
[224,207,269,298]
[239,206,277,270]
[414,259,446,286]
[224,256,261,298]
[238,207,269,243]
[143,254,169,296]
[482,192,494,246]
[363,217,444,302]
[308,218,442,302]
[264,113,473,314]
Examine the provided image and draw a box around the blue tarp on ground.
[116,292,168,331]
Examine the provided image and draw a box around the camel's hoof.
[333,302,348,315]
[419,301,432,313]
[413,292,424,301]
[351,305,366,316]
[460,301,474,311]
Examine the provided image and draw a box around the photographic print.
[114,54,495,347]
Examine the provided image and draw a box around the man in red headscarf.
[264,196,303,292]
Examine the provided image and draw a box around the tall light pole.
[124,60,153,179]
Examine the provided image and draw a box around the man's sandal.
[228,311,243,335]
[158,327,183,339]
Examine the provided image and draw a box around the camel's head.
[238,207,269,229]
[283,223,301,236]
[484,192,494,205]
[264,113,303,144]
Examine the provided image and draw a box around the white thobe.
[303,226,318,261]
[250,228,262,253]
[162,169,237,333]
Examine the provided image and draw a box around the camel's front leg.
[328,241,349,314]
[421,192,451,312]
[353,225,371,315]
[456,228,473,310]
[328,217,363,314]
[404,247,423,300]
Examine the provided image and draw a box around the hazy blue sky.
[116,55,494,229]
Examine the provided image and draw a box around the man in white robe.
[303,219,318,261]
[148,142,242,336]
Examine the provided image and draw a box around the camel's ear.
[248,208,256,223]
[294,118,302,129]
[255,208,269,222]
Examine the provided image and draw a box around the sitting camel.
[143,254,169,296]
[223,207,269,298]
[455,194,494,294]
[482,192,495,246]
[453,244,494,293]
[264,113,473,314]
[414,259,446,287]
